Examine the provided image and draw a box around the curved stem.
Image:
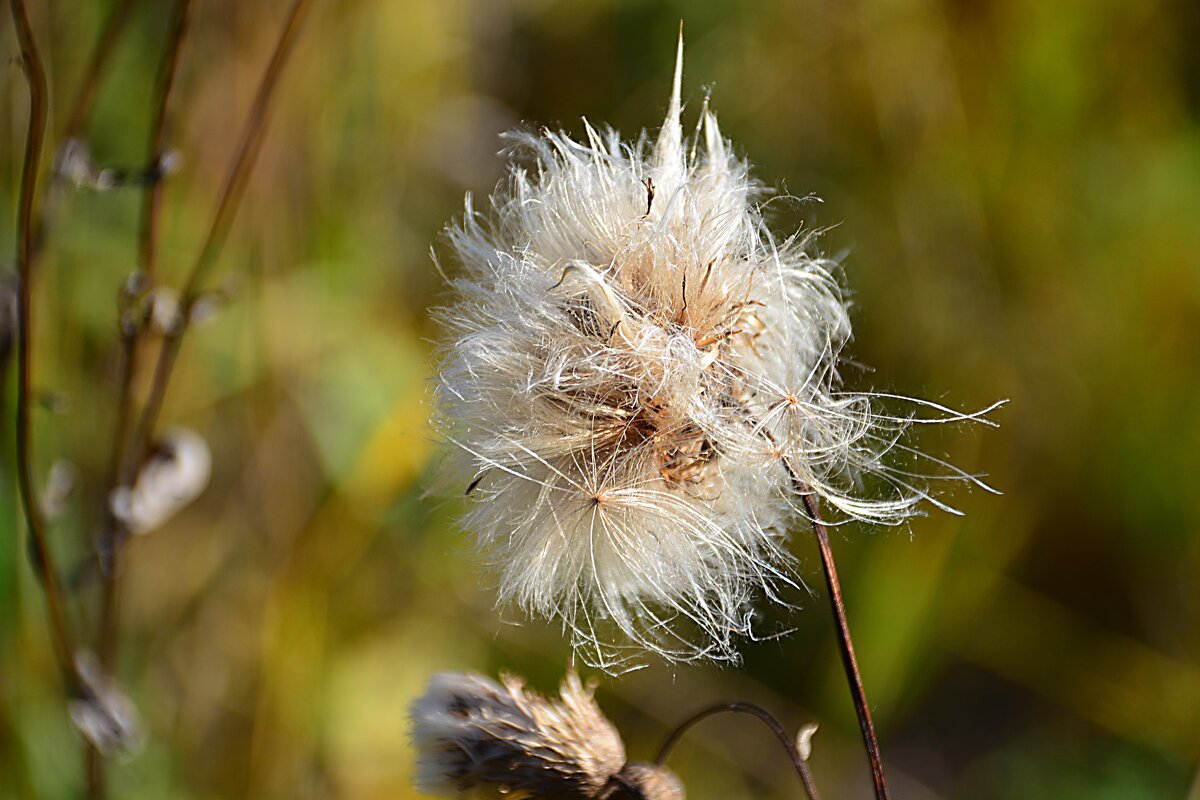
[800,491,890,800]
[656,701,822,800]
[8,0,79,687]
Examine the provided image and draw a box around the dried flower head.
[110,427,211,535]
[411,671,683,800]
[68,651,143,758]
[432,36,996,667]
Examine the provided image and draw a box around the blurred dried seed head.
[110,427,211,535]
[54,139,181,192]
[145,287,184,335]
[186,281,237,327]
[54,138,101,189]
[411,671,684,800]
[432,35,997,667]
[68,652,142,758]
[40,459,78,521]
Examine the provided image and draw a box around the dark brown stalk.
[60,0,141,141]
[655,702,822,800]
[800,491,891,800]
[8,0,79,683]
[121,0,315,483]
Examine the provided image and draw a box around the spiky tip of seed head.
[431,35,999,669]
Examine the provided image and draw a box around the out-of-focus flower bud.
[110,427,211,535]
[68,652,143,759]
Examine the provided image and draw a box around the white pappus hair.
[431,35,998,669]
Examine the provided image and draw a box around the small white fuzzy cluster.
[110,427,211,535]
[433,37,995,667]
[68,651,143,758]
[410,671,684,800]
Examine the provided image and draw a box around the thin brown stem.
[655,702,822,800]
[801,491,890,800]
[87,7,194,793]
[120,0,315,485]
[138,0,193,283]
[60,0,141,142]
[93,5,313,776]
[179,0,313,301]
[96,0,194,663]
[8,0,79,684]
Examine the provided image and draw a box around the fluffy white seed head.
[432,36,996,668]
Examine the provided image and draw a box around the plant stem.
[137,0,193,285]
[87,5,197,794]
[60,0,141,142]
[656,701,822,800]
[8,0,80,688]
[120,0,315,483]
[97,0,194,662]
[180,0,314,301]
[800,491,891,800]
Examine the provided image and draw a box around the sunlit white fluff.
[432,36,997,668]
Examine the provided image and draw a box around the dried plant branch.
[60,0,141,142]
[87,3,195,795]
[180,0,314,300]
[97,0,194,655]
[121,0,315,481]
[800,491,891,800]
[8,0,80,686]
[655,701,822,800]
[84,0,312,792]
[137,0,192,283]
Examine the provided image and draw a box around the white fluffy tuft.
[432,37,995,668]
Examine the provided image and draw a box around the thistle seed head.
[432,35,997,668]
[411,671,682,800]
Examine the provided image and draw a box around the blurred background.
[2,0,1199,797]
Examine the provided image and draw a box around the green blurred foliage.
[2,0,1198,798]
